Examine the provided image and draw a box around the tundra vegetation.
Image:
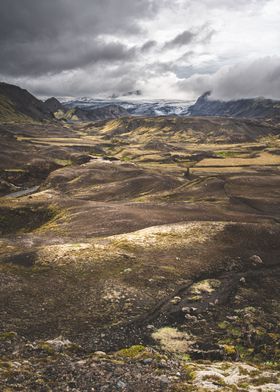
[0,106,280,390]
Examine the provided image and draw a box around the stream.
[4,185,40,198]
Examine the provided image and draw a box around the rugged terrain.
[0,87,280,390]
[55,104,130,122]
[189,92,280,120]
[0,83,54,123]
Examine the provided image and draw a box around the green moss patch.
[115,345,147,358]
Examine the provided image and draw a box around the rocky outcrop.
[44,97,63,113]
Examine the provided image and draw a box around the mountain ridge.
[1,82,280,123]
[189,91,280,119]
[0,82,54,122]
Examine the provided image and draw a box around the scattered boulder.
[170,296,182,305]
[249,255,263,266]
[94,351,107,357]
[45,336,72,351]
[185,314,198,322]
[116,380,127,389]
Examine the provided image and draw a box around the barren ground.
[0,117,280,391]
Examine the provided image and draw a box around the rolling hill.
[96,115,280,143]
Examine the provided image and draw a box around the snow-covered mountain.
[62,98,194,117]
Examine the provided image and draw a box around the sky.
[0,0,280,100]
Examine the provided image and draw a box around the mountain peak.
[44,97,63,112]
[189,92,280,118]
[0,82,53,122]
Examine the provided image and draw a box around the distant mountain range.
[62,92,280,119]
[63,97,193,117]
[0,82,280,123]
[189,91,280,119]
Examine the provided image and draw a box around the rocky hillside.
[189,91,280,119]
[55,104,129,122]
[97,115,280,143]
[0,82,54,122]
[0,82,129,123]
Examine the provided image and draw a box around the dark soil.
[0,119,280,391]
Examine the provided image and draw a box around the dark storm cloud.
[140,40,157,52]
[0,0,276,99]
[164,31,196,49]
[10,60,144,98]
[0,0,158,76]
[1,38,137,76]
[163,25,215,50]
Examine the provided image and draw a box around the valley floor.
[0,117,280,391]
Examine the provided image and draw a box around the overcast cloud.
[0,0,279,99]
